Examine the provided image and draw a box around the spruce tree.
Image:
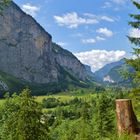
[92,94,115,139]
[126,0,140,111]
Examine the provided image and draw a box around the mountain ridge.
[94,59,133,87]
[0,1,93,94]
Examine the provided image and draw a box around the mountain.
[94,59,125,80]
[103,64,133,85]
[0,1,91,95]
[94,59,133,86]
[84,65,94,77]
[52,43,88,81]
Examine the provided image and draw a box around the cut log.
[116,99,138,135]
[136,135,140,140]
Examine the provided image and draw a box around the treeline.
[0,88,136,140]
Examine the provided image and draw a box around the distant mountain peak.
[94,59,132,87]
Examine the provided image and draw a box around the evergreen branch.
[133,48,140,55]
[128,21,140,28]
[127,36,140,46]
[130,14,140,20]
[132,0,140,10]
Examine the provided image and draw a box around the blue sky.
[13,0,140,71]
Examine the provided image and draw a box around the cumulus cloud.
[74,50,126,72]
[97,28,113,37]
[81,36,105,44]
[54,12,98,28]
[82,39,96,44]
[84,13,115,22]
[96,36,106,41]
[84,13,116,22]
[129,28,140,38]
[101,16,114,22]
[54,12,116,28]
[22,3,40,17]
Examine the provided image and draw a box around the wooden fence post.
[116,99,138,135]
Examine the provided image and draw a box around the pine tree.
[0,89,48,140]
[126,0,140,112]
[92,94,115,139]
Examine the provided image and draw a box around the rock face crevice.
[0,2,88,84]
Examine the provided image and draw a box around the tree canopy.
[126,0,140,112]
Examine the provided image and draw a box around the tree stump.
[136,135,140,140]
[116,99,138,135]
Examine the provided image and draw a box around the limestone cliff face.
[0,2,88,84]
[52,43,88,80]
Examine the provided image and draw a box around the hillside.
[0,1,93,94]
[94,59,125,79]
[94,59,133,87]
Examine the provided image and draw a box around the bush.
[42,97,60,108]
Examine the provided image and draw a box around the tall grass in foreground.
[111,133,135,140]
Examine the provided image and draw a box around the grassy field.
[0,92,96,105]
[0,99,5,106]
[35,95,75,103]
[35,93,97,103]
[34,93,97,112]
[0,92,139,120]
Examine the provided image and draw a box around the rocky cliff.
[52,43,87,81]
[0,1,88,87]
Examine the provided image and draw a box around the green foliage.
[126,0,140,118]
[49,118,93,140]
[42,97,61,108]
[52,42,74,59]
[92,94,115,139]
[46,92,117,140]
[0,88,137,140]
[110,133,135,140]
[0,0,11,12]
[0,89,48,140]
[0,70,90,96]
[127,0,140,86]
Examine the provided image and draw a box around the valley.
[0,0,140,140]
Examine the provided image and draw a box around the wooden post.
[116,99,138,135]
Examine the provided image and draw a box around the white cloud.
[57,42,67,47]
[129,28,140,38]
[81,36,105,44]
[75,50,126,72]
[102,2,112,8]
[97,28,113,37]
[81,36,106,44]
[22,3,40,17]
[54,12,98,28]
[82,39,96,44]
[101,16,114,22]
[54,12,116,29]
[83,13,96,18]
[112,0,127,4]
[96,36,106,41]
[84,13,115,22]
